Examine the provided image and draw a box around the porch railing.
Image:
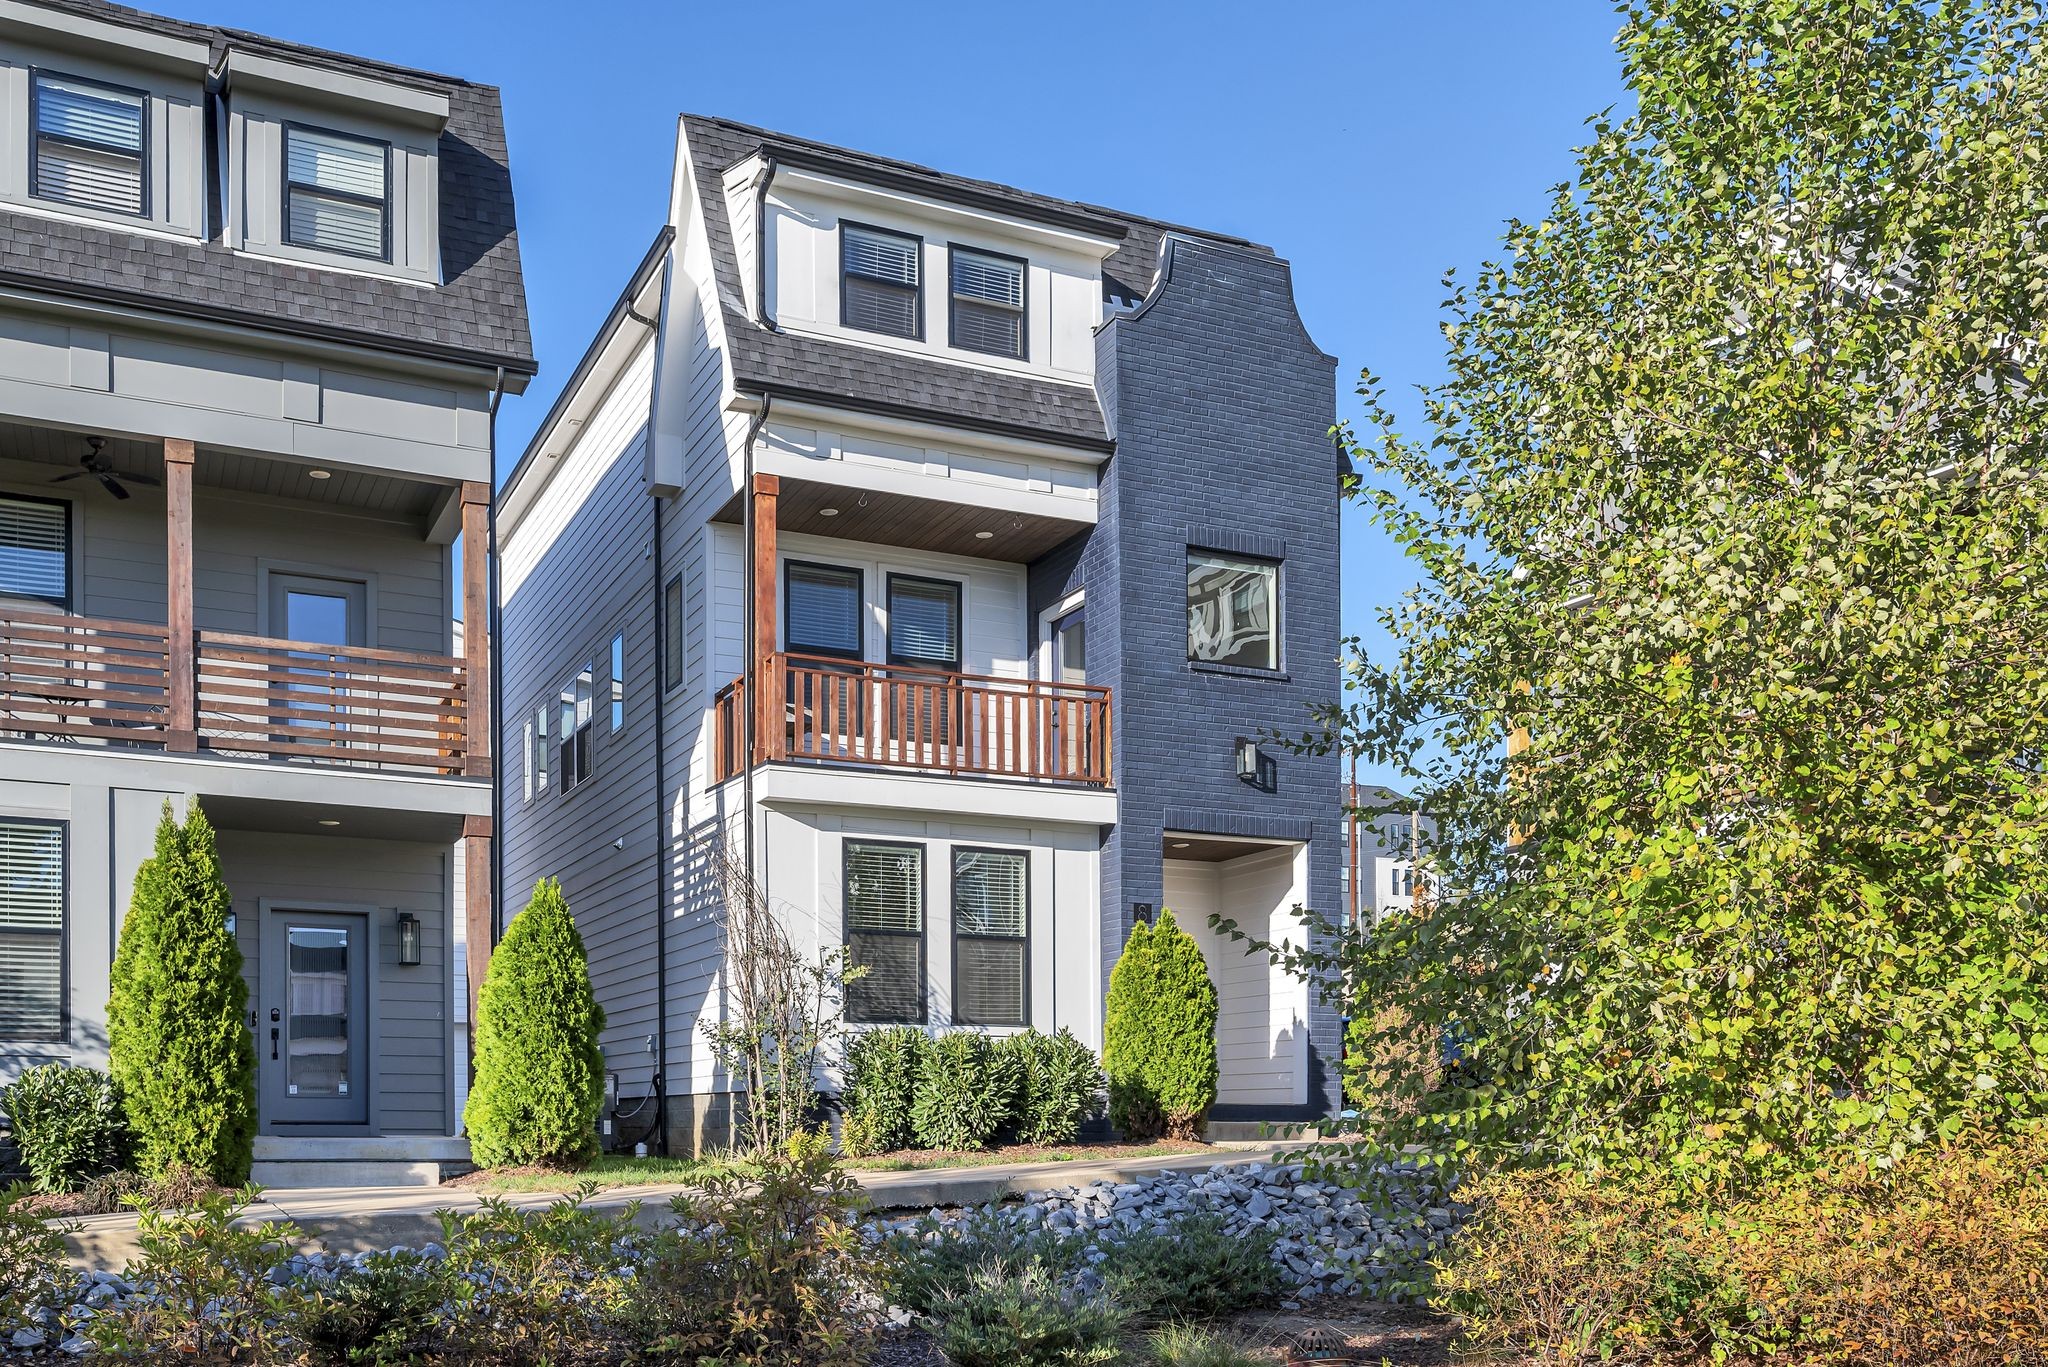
[0,609,471,776]
[714,651,1112,788]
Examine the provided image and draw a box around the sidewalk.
[58,1142,1316,1270]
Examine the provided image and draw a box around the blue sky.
[159,0,1628,765]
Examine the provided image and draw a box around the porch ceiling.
[203,794,464,844]
[0,421,441,520]
[1163,833,1300,863]
[713,476,1088,561]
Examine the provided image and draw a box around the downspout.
[739,393,772,889]
[639,265,672,1154]
[486,365,507,948]
[753,157,779,332]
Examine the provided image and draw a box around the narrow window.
[785,563,863,660]
[284,125,389,261]
[1187,551,1280,670]
[841,224,921,340]
[532,702,549,796]
[0,495,70,608]
[952,847,1027,1027]
[559,664,593,792]
[522,715,534,801]
[609,631,625,732]
[0,820,65,1042]
[32,72,145,216]
[663,575,684,693]
[949,247,1026,359]
[844,841,924,1024]
[886,576,961,671]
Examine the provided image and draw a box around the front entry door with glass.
[260,910,369,1127]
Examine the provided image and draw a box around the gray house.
[498,115,1339,1155]
[0,0,532,1184]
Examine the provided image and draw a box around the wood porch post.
[750,473,779,763]
[460,481,492,779]
[462,812,492,1073]
[164,439,196,752]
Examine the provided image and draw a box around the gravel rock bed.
[872,1158,1464,1301]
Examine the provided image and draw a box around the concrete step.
[1204,1118,1319,1143]
[251,1160,444,1189]
[251,1136,470,1188]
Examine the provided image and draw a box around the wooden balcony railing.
[0,610,472,776]
[714,651,1112,788]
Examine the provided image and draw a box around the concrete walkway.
[58,1142,1318,1269]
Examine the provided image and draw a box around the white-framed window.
[284,124,390,261]
[952,847,1027,1027]
[609,631,625,732]
[558,663,593,793]
[1188,551,1280,671]
[0,494,70,609]
[844,840,924,1024]
[31,71,146,217]
[841,222,921,340]
[949,246,1026,359]
[0,819,65,1043]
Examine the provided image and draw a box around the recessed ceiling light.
[974,530,995,540]
[1171,841,1191,850]
[318,819,341,827]
[307,469,332,480]
[819,507,839,517]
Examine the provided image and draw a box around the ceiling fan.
[49,436,159,501]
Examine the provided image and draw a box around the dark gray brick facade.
[1031,236,1342,1117]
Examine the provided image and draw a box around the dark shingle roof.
[0,0,533,377]
[680,115,1268,452]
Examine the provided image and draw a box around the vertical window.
[841,223,921,340]
[284,125,389,261]
[1187,551,1280,670]
[785,563,863,660]
[531,702,549,797]
[0,820,65,1042]
[32,72,145,216]
[609,631,625,732]
[522,715,534,801]
[844,841,924,1024]
[0,494,70,608]
[949,247,1026,359]
[952,847,1027,1027]
[887,576,961,670]
[663,575,684,693]
[559,664,593,793]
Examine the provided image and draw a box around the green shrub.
[884,1205,1089,1318]
[463,878,606,1169]
[1103,911,1217,1140]
[929,1262,1126,1367]
[620,1134,879,1365]
[288,1252,453,1366]
[106,802,256,1185]
[87,1186,299,1360]
[840,1026,926,1156]
[0,1183,69,1340]
[1109,1213,1285,1322]
[911,1031,1003,1151]
[1006,1028,1104,1146]
[2,1063,127,1192]
[434,1186,632,1363]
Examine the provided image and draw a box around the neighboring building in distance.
[497,115,1340,1153]
[0,0,532,1184]
[1343,783,1432,928]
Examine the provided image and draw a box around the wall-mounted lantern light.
[1235,736,1259,780]
[395,911,421,967]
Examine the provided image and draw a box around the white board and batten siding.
[1167,848,1311,1109]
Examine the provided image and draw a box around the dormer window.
[949,247,1026,359]
[284,125,390,261]
[841,223,921,340]
[31,72,146,217]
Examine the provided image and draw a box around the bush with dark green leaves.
[1,1063,127,1193]
[839,1027,927,1156]
[106,802,256,1185]
[288,1252,455,1365]
[1103,911,1218,1140]
[1108,1215,1285,1321]
[1002,1029,1105,1146]
[884,1205,1090,1318]
[910,1031,1004,1151]
[463,878,606,1169]
[930,1262,1125,1367]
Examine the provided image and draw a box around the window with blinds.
[844,841,924,1024]
[952,847,1027,1026]
[786,563,863,659]
[284,125,389,261]
[841,224,921,339]
[949,247,1026,359]
[0,821,65,1043]
[887,576,960,670]
[32,72,145,217]
[663,575,684,693]
[0,495,69,608]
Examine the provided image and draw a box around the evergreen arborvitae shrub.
[841,1027,926,1156]
[106,802,256,1184]
[463,879,606,1169]
[1103,911,1217,1141]
[911,1032,1002,1151]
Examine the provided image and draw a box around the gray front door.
[261,910,369,1128]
